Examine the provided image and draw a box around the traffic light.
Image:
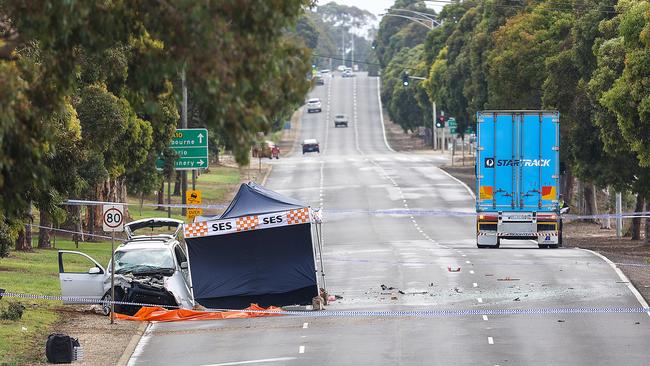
[436,115,445,128]
[402,73,409,86]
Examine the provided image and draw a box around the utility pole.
[616,192,622,238]
[432,101,437,150]
[341,28,345,67]
[351,31,355,70]
[181,68,188,216]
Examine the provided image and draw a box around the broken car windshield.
[113,249,175,274]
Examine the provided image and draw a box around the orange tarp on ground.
[115,304,284,322]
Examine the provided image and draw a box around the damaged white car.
[58,218,194,315]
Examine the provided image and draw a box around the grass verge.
[0,164,241,365]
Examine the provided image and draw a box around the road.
[129,73,650,366]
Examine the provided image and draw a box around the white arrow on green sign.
[156,128,209,171]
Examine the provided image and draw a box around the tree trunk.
[583,184,597,223]
[562,170,575,206]
[15,230,31,251]
[601,187,611,230]
[88,177,130,234]
[157,180,165,211]
[173,172,181,196]
[645,215,650,245]
[631,195,644,240]
[38,210,51,249]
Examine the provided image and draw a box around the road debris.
[381,284,396,291]
[513,297,521,301]
[497,277,520,281]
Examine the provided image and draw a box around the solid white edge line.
[437,166,476,199]
[299,346,305,354]
[201,357,298,366]
[126,322,154,366]
[578,248,650,317]
[376,77,396,153]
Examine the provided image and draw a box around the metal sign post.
[102,204,124,324]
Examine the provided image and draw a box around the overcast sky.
[324,1,442,17]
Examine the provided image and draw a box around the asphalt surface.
[128,73,650,366]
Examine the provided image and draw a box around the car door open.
[58,250,106,304]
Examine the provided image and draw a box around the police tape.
[32,224,121,241]
[57,199,650,220]
[0,290,180,309]
[1,289,648,318]
[63,199,227,210]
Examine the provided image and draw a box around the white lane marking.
[488,337,494,345]
[299,346,305,354]
[461,254,466,257]
[201,357,297,366]
[473,283,478,288]
[465,260,471,264]
[477,297,483,303]
[127,323,154,366]
[303,322,308,329]
[376,77,396,152]
[482,315,489,321]
[469,270,475,274]
[579,248,650,317]
[436,166,475,199]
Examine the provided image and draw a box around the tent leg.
[316,222,326,292]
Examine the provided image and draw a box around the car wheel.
[101,292,112,316]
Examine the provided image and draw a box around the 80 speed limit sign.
[102,204,125,232]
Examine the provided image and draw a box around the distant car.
[302,139,320,154]
[58,219,194,316]
[337,65,347,72]
[314,76,325,86]
[306,98,322,113]
[320,69,330,74]
[334,114,348,128]
[342,69,353,78]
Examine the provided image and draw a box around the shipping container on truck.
[475,111,561,248]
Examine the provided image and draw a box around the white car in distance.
[306,98,322,113]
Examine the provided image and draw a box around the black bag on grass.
[46,333,80,364]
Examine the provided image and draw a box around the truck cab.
[475,111,562,248]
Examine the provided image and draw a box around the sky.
[324,0,443,17]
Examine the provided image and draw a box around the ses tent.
[183,182,323,309]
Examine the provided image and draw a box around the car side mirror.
[180,261,188,270]
[88,267,101,275]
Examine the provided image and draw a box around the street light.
[401,72,442,151]
[381,8,442,30]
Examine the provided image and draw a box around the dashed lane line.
[488,337,494,345]
[299,346,305,354]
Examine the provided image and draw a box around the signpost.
[186,190,203,221]
[447,117,458,135]
[102,204,124,324]
[156,128,209,170]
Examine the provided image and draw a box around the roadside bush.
[0,302,26,321]
[0,219,13,258]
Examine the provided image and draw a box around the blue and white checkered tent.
[184,182,319,309]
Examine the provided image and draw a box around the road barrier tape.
[2,289,648,319]
[0,290,180,309]
[32,225,122,241]
[63,199,227,210]
[57,200,650,221]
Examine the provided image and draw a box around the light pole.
[403,73,439,150]
[381,9,442,149]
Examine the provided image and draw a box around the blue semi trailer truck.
[475,110,562,249]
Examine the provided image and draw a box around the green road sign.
[447,117,457,127]
[156,128,208,171]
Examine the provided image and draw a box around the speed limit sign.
[102,204,125,232]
